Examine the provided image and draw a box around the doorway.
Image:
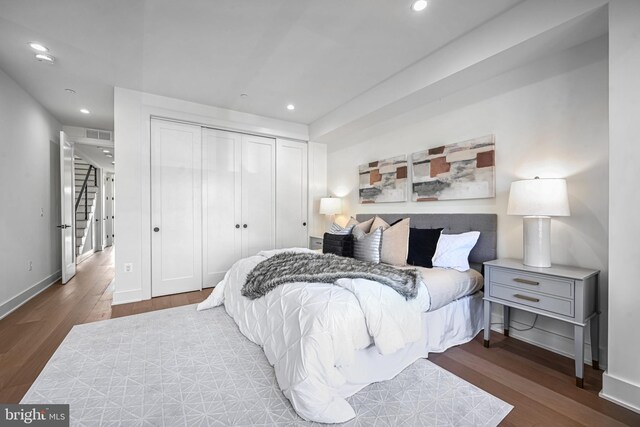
[59,130,116,282]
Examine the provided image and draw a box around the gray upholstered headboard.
[355,213,497,273]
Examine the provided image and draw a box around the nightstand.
[483,258,600,388]
[309,236,323,251]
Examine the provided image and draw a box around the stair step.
[75,199,96,207]
[75,188,98,195]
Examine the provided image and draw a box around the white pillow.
[432,231,481,272]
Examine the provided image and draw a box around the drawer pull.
[514,294,540,303]
[513,278,539,286]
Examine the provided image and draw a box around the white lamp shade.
[319,197,342,215]
[507,178,570,217]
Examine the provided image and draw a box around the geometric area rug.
[22,304,512,426]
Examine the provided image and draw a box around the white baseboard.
[601,371,640,414]
[0,270,61,320]
[112,288,143,305]
[490,311,607,369]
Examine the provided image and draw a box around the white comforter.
[197,248,429,423]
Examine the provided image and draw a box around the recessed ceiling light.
[286,104,295,111]
[29,42,48,52]
[65,88,76,94]
[80,108,90,114]
[35,53,55,63]
[111,161,115,165]
[105,154,113,158]
[103,149,110,153]
[411,0,428,12]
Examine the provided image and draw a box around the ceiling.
[75,142,115,173]
[0,0,522,131]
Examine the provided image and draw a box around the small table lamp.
[507,177,570,267]
[319,197,342,222]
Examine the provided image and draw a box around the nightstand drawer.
[490,284,574,317]
[491,269,573,299]
[309,236,323,250]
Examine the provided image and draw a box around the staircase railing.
[75,164,97,220]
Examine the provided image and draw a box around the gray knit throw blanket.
[242,252,421,300]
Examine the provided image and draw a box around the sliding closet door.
[241,134,276,257]
[151,119,202,297]
[276,139,308,248]
[202,129,242,287]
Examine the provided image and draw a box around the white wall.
[0,67,62,318]
[602,0,640,413]
[113,87,313,304]
[308,142,328,239]
[327,37,609,364]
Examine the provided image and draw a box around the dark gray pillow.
[407,227,443,268]
[322,233,354,257]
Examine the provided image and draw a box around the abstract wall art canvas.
[411,135,495,201]
[359,155,408,203]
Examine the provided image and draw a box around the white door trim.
[60,131,76,284]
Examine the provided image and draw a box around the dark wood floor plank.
[130,299,153,315]
[429,352,583,427]
[151,295,172,311]
[454,334,640,426]
[442,347,628,427]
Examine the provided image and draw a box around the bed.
[198,213,497,423]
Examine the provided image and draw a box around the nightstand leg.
[503,306,510,337]
[590,314,600,370]
[483,300,491,347]
[575,324,585,388]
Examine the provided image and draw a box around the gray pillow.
[353,227,383,264]
[328,223,354,235]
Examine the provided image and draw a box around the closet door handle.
[235,224,240,229]
[153,227,160,232]
[243,224,248,229]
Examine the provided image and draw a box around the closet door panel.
[276,139,308,248]
[202,129,242,287]
[241,135,276,257]
[151,120,202,297]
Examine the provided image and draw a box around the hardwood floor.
[430,334,640,426]
[0,247,211,404]
[1,248,638,425]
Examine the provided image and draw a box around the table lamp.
[319,197,342,220]
[507,177,570,267]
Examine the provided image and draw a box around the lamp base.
[523,216,551,268]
